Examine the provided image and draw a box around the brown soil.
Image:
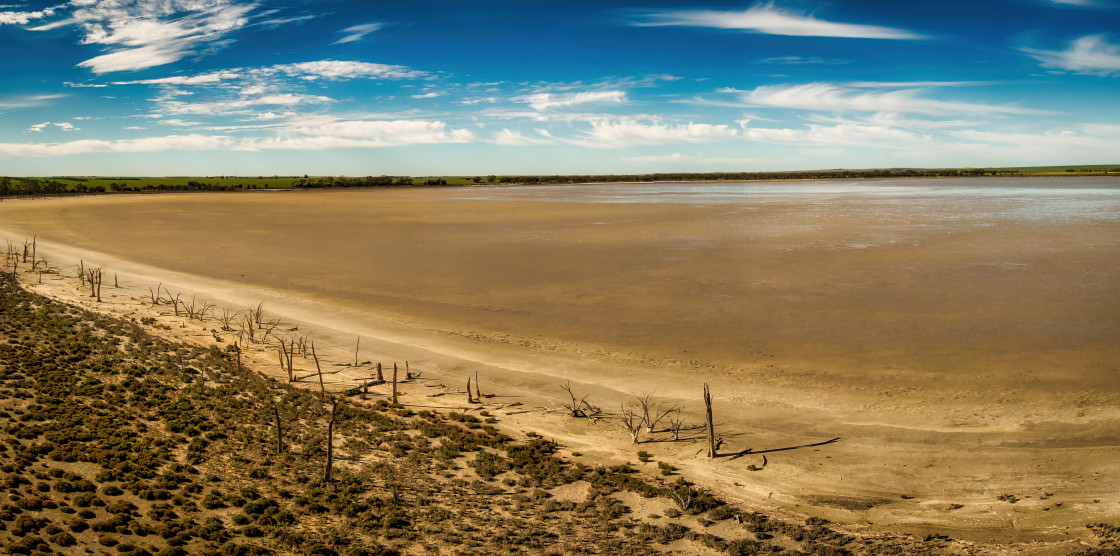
[1,182,1118,550]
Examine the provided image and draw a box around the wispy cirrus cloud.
[59,0,259,74]
[0,134,234,157]
[742,121,931,147]
[1021,34,1120,76]
[517,90,627,111]
[112,70,241,86]
[333,22,383,44]
[623,152,763,165]
[0,119,475,157]
[265,60,426,80]
[757,56,851,65]
[630,3,925,40]
[157,93,335,116]
[490,129,554,146]
[0,93,66,109]
[573,118,740,148]
[738,82,1051,116]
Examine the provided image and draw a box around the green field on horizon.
[2,164,1117,197]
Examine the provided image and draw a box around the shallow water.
[449,177,1120,224]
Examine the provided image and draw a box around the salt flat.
[3,178,1118,542]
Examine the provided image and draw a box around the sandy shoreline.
[2,184,1119,549]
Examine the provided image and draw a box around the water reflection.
[445,177,1120,224]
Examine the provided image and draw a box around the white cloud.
[807,112,977,131]
[275,120,475,146]
[250,111,297,121]
[0,119,476,157]
[67,0,259,74]
[26,122,50,132]
[1022,34,1120,76]
[518,90,627,111]
[743,122,931,147]
[0,134,234,157]
[742,83,1051,116]
[947,127,1120,149]
[55,122,79,132]
[631,4,925,40]
[113,70,241,86]
[623,152,762,165]
[757,56,851,65]
[574,119,740,148]
[461,97,498,105]
[265,60,425,80]
[491,129,553,146]
[333,22,382,44]
[0,94,66,109]
[411,92,441,99]
[64,81,109,88]
[158,118,201,126]
[0,4,58,25]
[159,93,334,116]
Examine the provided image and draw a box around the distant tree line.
[2,167,1111,200]
[290,176,418,188]
[484,168,1014,185]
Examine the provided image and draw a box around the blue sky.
[1,0,1118,176]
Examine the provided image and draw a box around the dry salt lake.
[2,176,1118,539]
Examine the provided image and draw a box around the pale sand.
[2,182,1118,548]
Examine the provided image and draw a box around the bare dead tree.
[85,267,103,302]
[285,338,294,376]
[218,308,239,331]
[169,292,182,316]
[391,362,399,405]
[260,318,282,344]
[324,398,340,483]
[29,236,36,272]
[560,381,600,420]
[704,383,716,458]
[78,260,86,286]
[277,344,291,382]
[273,404,284,454]
[185,295,198,319]
[114,273,118,288]
[147,283,161,305]
[21,239,30,263]
[474,371,483,401]
[312,341,326,400]
[467,376,475,404]
[234,342,242,373]
[239,314,256,344]
[667,407,686,441]
[249,302,265,329]
[634,393,678,434]
[354,336,360,367]
[405,361,411,380]
[376,362,384,383]
[619,402,644,444]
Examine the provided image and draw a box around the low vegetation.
[2,164,1117,199]
[1,260,1114,553]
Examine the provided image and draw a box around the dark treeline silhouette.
[484,167,1007,185]
[1,167,1098,200]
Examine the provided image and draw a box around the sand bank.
[2,181,1118,547]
